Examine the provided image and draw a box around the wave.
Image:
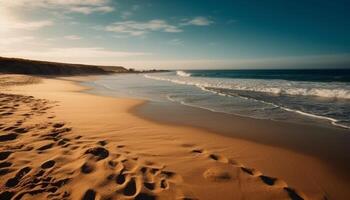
[144,74,350,129]
[144,74,350,99]
[169,87,350,129]
[277,105,349,129]
[176,70,191,77]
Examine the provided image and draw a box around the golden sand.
[0,74,348,200]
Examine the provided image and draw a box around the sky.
[0,0,350,69]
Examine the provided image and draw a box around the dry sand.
[0,74,348,200]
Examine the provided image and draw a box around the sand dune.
[0,57,127,75]
[0,74,345,199]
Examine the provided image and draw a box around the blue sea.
[84,69,350,129]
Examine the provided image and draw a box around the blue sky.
[1,0,349,69]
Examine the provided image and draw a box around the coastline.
[132,100,350,178]
[1,74,349,199]
[64,75,350,199]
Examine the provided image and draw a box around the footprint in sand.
[144,182,156,190]
[0,191,15,200]
[191,149,203,154]
[116,173,126,184]
[135,193,156,200]
[37,142,55,151]
[82,189,96,200]
[3,126,16,131]
[185,144,307,199]
[0,151,12,161]
[58,138,70,146]
[97,140,107,146]
[75,135,82,139]
[203,166,232,182]
[284,187,305,200]
[0,161,13,176]
[85,147,109,161]
[123,177,137,196]
[13,127,29,134]
[5,166,31,188]
[41,160,56,169]
[240,167,257,176]
[0,133,18,142]
[160,179,169,189]
[190,147,229,164]
[81,162,95,174]
[0,161,12,169]
[259,175,278,186]
[52,122,65,128]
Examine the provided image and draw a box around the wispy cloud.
[181,17,213,26]
[119,4,140,19]
[1,20,53,31]
[106,20,183,36]
[2,0,114,14]
[64,35,82,40]
[106,16,214,36]
[1,47,151,64]
[69,5,114,14]
[0,36,35,45]
[95,54,350,69]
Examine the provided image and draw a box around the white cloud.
[69,5,114,14]
[106,20,183,36]
[181,17,213,26]
[3,0,110,7]
[1,47,151,65]
[2,47,148,58]
[0,20,53,31]
[64,35,82,40]
[2,0,114,14]
[90,54,350,69]
[0,36,35,45]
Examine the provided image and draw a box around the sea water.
[83,69,350,129]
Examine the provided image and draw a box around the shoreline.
[76,75,350,199]
[132,100,350,179]
[1,74,349,199]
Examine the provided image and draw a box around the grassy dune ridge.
[0,57,129,75]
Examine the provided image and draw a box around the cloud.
[69,5,114,14]
[64,35,82,40]
[0,36,35,45]
[106,20,183,36]
[105,17,214,36]
[2,0,114,14]
[3,0,110,6]
[1,20,53,31]
[181,17,213,26]
[1,47,151,65]
[2,47,149,58]
[91,54,350,69]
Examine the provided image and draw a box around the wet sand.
[0,74,349,200]
[135,101,350,179]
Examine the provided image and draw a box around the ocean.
[83,69,350,129]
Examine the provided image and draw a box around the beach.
[2,0,349,199]
[0,74,349,200]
